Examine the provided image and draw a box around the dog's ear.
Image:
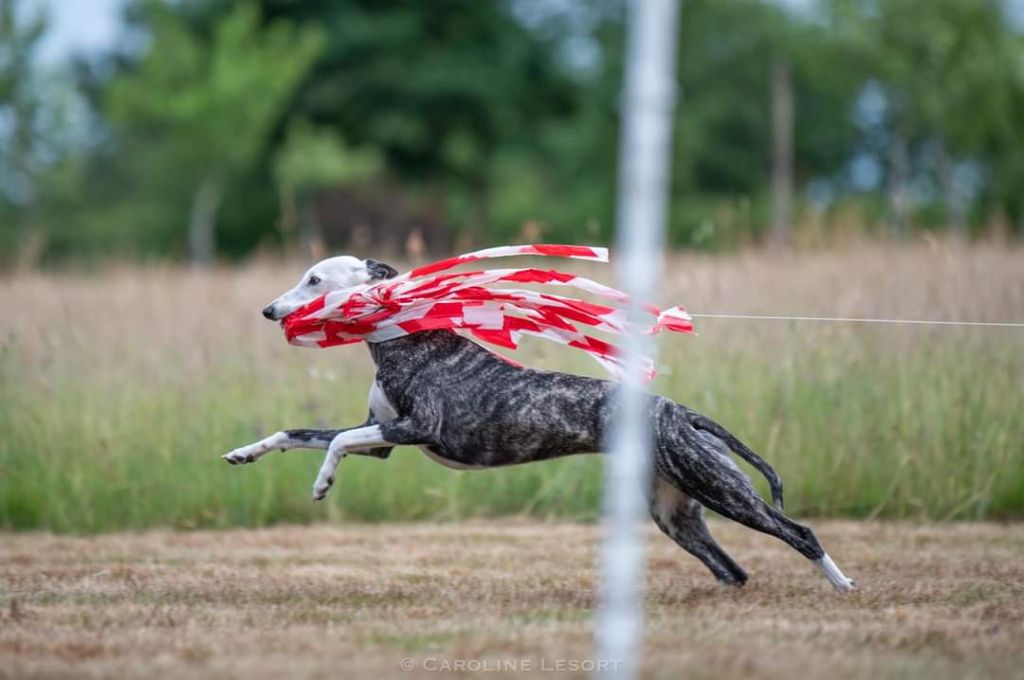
[366,259,399,280]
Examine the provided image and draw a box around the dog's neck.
[365,330,512,414]
[367,330,489,373]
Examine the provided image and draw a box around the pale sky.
[29,0,126,65]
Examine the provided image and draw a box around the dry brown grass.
[3,240,1023,530]
[2,520,1023,679]
[5,239,1021,395]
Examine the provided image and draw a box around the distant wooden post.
[937,139,967,239]
[887,115,910,237]
[771,57,794,249]
[188,173,224,266]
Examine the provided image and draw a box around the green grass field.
[2,241,1022,531]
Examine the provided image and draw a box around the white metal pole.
[595,0,680,677]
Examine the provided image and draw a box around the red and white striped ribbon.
[282,244,693,380]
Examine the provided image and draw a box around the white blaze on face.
[264,256,376,321]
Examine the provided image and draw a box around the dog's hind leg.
[666,448,855,591]
[650,475,748,586]
[728,499,855,592]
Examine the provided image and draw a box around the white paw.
[832,576,857,592]
[311,474,335,501]
[222,445,261,465]
[222,433,285,465]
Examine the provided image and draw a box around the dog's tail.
[690,413,785,510]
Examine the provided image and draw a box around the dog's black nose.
[262,305,276,320]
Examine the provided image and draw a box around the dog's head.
[262,256,399,321]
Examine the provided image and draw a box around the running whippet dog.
[223,256,856,591]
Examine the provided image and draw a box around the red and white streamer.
[282,244,693,380]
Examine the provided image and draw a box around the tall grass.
[2,240,1022,532]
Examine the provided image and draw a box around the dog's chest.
[367,379,484,470]
[368,380,399,422]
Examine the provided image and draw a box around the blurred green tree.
[273,119,381,255]
[0,0,43,252]
[0,1,52,266]
[7,0,1024,268]
[495,0,865,249]
[670,0,864,246]
[106,1,323,264]
[244,0,574,243]
[828,0,1024,233]
[0,1,93,268]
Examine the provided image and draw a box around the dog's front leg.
[222,429,342,465]
[312,423,409,501]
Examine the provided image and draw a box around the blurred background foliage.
[1,0,1023,267]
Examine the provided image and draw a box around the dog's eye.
[308,275,321,286]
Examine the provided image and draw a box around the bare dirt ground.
[2,520,1023,679]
